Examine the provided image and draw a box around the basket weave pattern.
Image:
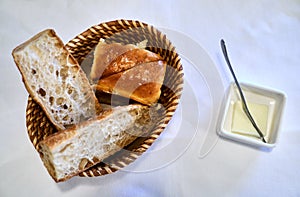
[26,19,184,177]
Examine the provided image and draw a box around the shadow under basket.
[26,19,184,178]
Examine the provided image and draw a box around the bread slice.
[90,41,136,81]
[38,104,151,182]
[12,29,101,130]
[90,40,162,80]
[93,60,166,105]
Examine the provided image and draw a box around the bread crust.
[12,29,101,130]
[94,60,167,105]
[90,42,136,81]
[38,105,151,182]
[39,109,113,151]
[101,48,163,78]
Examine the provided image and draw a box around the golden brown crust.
[101,48,163,78]
[131,83,162,104]
[94,60,166,105]
[90,40,164,81]
[90,42,136,81]
[12,29,59,53]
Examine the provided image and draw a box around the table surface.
[1,0,300,196]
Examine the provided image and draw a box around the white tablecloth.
[1,0,300,196]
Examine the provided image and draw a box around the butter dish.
[218,83,286,148]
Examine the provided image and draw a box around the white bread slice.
[38,104,151,182]
[12,29,101,130]
[94,60,167,105]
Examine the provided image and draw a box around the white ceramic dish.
[218,82,286,148]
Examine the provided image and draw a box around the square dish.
[218,82,286,148]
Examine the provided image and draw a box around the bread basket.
[26,19,184,177]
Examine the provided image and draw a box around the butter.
[218,83,285,148]
[231,101,269,139]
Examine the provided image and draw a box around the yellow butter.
[231,101,269,138]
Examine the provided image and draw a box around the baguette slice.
[103,48,163,78]
[38,104,151,182]
[12,29,101,130]
[90,40,162,81]
[90,41,136,81]
[94,60,167,105]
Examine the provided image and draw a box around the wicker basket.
[26,19,184,177]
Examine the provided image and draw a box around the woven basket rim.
[26,19,184,179]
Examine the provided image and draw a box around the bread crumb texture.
[13,30,98,128]
[39,105,145,181]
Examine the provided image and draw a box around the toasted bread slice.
[100,48,163,79]
[90,41,136,80]
[90,41,163,80]
[12,29,101,130]
[94,60,166,105]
